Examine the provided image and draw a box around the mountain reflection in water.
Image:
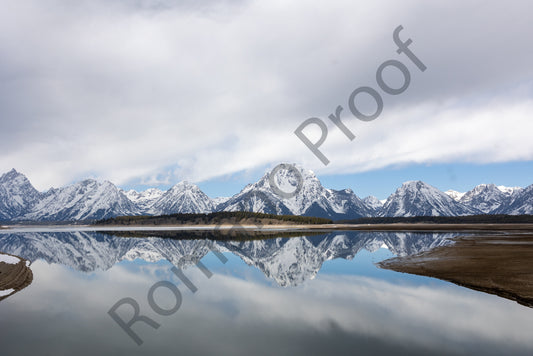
[1,230,533,355]
[0,230,455,286]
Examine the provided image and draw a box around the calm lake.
[1,230,533,355]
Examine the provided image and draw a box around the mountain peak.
[381,181,478,217]
[0,169,41,219]
[0,166,531,222]
[445,190,465,201]
[150,180,214,215]
[497,185,523,196]
[460,183,512,214]
[21,177,138,221]
[124,188,164,213]
[498,184,532,214]
[220,164,371,219]
[363,196,383,212]
[168,181,202,193]
[1,168,24,181]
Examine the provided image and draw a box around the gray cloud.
[0,0,532,189]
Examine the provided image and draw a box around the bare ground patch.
[378,233,533,307]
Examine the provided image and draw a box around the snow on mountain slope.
[212,196,230,208]
[124,188,163,213]
[0,169,41,220]
[380,181,480,217]
[459,184,510,213]
[22,179,139,221]
[0,167,531,221]
[0,169,216,220]
[445,190,465,202]
[496,184,533,215]
[497,185,523,196]
[149,181,215,215]
[219,164,372,220]
[320,188,373,220]
[220,182,292,216]
[363,196,383,213]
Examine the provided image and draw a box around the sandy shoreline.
[378,233,533,308]
[0,252,33,301]
[2,223,533,233]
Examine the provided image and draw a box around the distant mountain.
[363,196,383,213]
[380,181,480,217]
[445,190,465,201]
[212,196,230,209]
[217,182,291,216]
[124,188,163,213]
[22,179,139,221]
[0,169,41,220]
[497,185,523,196]
[149,181,215,215]
[218,165,372,220]
[446,184,524,214]
[496,184,533,215]
[0,167,531,222]
[0,172,219,221]
[458,184,511,213]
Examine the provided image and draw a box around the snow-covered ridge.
[0,167,531,221]
[148,181,215,215]
[445,190,465,201]
[124,188,164,212]
[0,169,41,220]
[218,164,372,220]
[380,181,479,217]
[497,185,523,196]
[212,196,230,208]
[363,196,383,212]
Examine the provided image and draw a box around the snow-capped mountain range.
[24,179,138,221]
[148,181,215,215]
[124,188,163,212]
[0,166,531,222]
[381,181,479,217]
[450,184,516,214]
[217,167,373,220]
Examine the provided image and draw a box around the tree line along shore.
[94,212,533,227]
[94,211,333,226]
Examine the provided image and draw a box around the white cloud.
[0,0,532,189]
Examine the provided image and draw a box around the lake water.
[1,230,533,355]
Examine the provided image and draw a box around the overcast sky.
[1,0,532,197]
